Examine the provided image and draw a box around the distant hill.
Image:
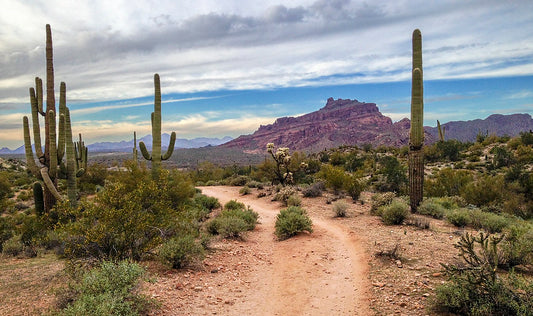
[0,135,233,154]
[426,114,533,142]
[220,97,533,152]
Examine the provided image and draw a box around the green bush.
[432,232,533,315]
[206,216,250,239]
[286,194,301,207]
[275,206,313,240]
[446,208,471,227]
[462,174,505,207]
[239,186,251,195]
[158,235,205,269]
[302,182,325,197]
[370,192,396,215]
[345,175,364,201]
[1,235,24,256]
[59,261,150,316]
[0,216,14,252]
[417,199,446,219]
[380,199,409,225]
[206,205,259,239]
[500,223,533,268]
[224,200,246,211]
[332,200,349,217]
[193,194,220,211]
[274,186,298,206]
[318,164,349,194]
[425,168,473,197]
[59,169,197,261]
[467,209,511,233]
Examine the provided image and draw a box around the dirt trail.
[199,186,371,315]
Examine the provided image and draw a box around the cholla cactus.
[266,143,297,185]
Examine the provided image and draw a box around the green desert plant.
[158,234,205,269]
[274,206,313,240]
[22,25,88,211]
[332,200,349,217]
[139,74,177,181]
[380,199,410,225]
[409,28,424,212]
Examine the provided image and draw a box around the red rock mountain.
[221,98,431,152]
[221,97,533,153]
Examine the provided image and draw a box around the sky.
[1,0,533,149]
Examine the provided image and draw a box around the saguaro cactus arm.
[23,116,39,176]
[162,132,176,160]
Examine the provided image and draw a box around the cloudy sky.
[1,0,533,149]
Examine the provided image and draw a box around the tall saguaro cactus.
[139,74,176,180]
[22,24,87,211]
[133,131,138,162]
[409,29,424,212]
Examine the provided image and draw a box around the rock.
[193,286,203,292]
[432,272,443,277]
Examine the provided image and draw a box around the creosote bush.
[158,234,205,269]
[206,201,258,239]
[380,199,409,225]
[332,200,349,217]
[58,260,151,316]
[274,206,313,240]
[239,186,251,195]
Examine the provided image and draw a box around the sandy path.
[199,186,371,315]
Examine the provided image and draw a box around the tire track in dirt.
[200,186,371,315]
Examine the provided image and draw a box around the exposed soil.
[144,187,464,315]
[0,186,468,315]
[145,186,371,315]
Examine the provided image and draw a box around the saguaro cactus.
[133,131,138,162]
[409,29,424,212]
[437,120,445,142]
[22,25,87,211]
[139,74,176,180]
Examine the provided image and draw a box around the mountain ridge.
[220,97,533,152]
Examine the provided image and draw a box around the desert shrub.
[275,206,313,240]
[345,175,364,201]
[193,194,220,211]
[1,235,24,256]
[224,200,246,211]
[59,260,150,316]
[0,171,12,202]
[274,186,298,206]
[446,208,471,227]
[462,174,505,207]
[286,194,301,207]
[432,232,533,315]
[425,168,473,197]
[370,192,396,215]
[78,162,108,194]
[239,186,251,195]
[229,175,249,186]
[207,205,258,239]
[467,208,511,233]
[206,216,249,239]
[318,164,349,193]
[380,199,409,225]
[246,181,264,189]
[332,200,349,218]
[417,199,446,219]
[0,216,14,252]
[406,215,431,229]
[158,234,205,269]
[59,169,196,261]
[374,156,407,194]
[500,223,533,268]
[302,181,325,197]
